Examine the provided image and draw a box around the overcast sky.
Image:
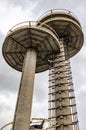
[0,0,86,130]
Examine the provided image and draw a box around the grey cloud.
[0,31,21,93]
[0,0,86,130]
[70,45,86,130]
[0,32,4,47]
[71,46,86,87]
[3,0,39,9]
[34,0,85,15]
[33,71,48,103]
[76,90,86,130]
[32,100,48,118]
[0,71,20,93]
[0,101,11,113]
[0,92,16,129]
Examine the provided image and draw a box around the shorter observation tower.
[2,9,84,130]
[2,21,60,130]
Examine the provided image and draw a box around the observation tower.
[2,9,84,130]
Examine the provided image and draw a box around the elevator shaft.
[48,41,79,130]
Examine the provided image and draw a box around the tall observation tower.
[2,9,84,130]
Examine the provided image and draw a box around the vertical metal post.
[12,48,37,130]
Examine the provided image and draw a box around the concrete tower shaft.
[48,41,78,130]
[12,48,37,130]
[37,9,83,130]
[2,21,60,130]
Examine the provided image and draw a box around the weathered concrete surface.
[54,42,73,130]
[12,48,37,130]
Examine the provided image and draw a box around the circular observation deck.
[37,9,84,58]
[2,21,60,73]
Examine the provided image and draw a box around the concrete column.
[53,41,73,130]
[12,48,37,130]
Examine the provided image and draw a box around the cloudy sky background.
[0,0,86,130]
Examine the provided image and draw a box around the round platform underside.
[2,27,60,73]
[37,14,84,58]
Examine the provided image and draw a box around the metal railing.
[0,118,58,130]
[37,9,80,23]
[7,21,59,39]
